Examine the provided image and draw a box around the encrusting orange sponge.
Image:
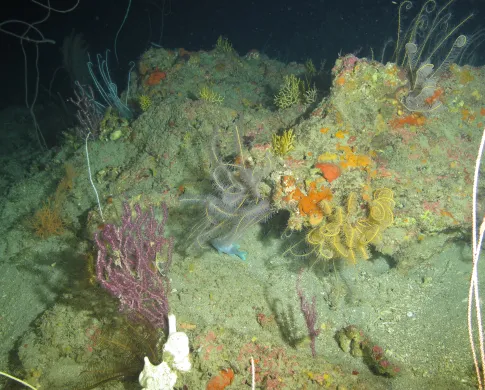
[206,368,234,390]
[315,163,341,183]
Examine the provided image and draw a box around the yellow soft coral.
[272,128,295,156]
[199,86,224,104]
[138,94,152,112]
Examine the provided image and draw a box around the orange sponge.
[206,368,234,390]
[315,163,341,182]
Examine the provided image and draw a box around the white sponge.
[163,314,191,372]
[139,358,177,390]
[138,314,191,390]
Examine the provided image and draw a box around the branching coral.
[272,128,295,156]
[181,127,272,260]
[138,94,152,112]
[30,200,64,238]
[274,74,303,109]
[304,188,395,263]
[29,164,76,238]
[215,36,235,54]
[199,86,224,104]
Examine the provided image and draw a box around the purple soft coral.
[94,202,174,331]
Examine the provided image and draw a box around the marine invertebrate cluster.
[305,188,395,263]
[336,325,400,377]
[390,112,426,129]
[391,0,473,113]
[277,176,333,228]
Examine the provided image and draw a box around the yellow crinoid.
[305,188,395,263]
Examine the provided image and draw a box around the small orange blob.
[315,163,341,183]
[145,69,167,86]
[206,368,234,390]
[390,113,426,129]
[424,87,443,106]
[335,130,347,139]
[296,182,332,217]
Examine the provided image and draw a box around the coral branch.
[297,269,321,358]
[94,202,174,331]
